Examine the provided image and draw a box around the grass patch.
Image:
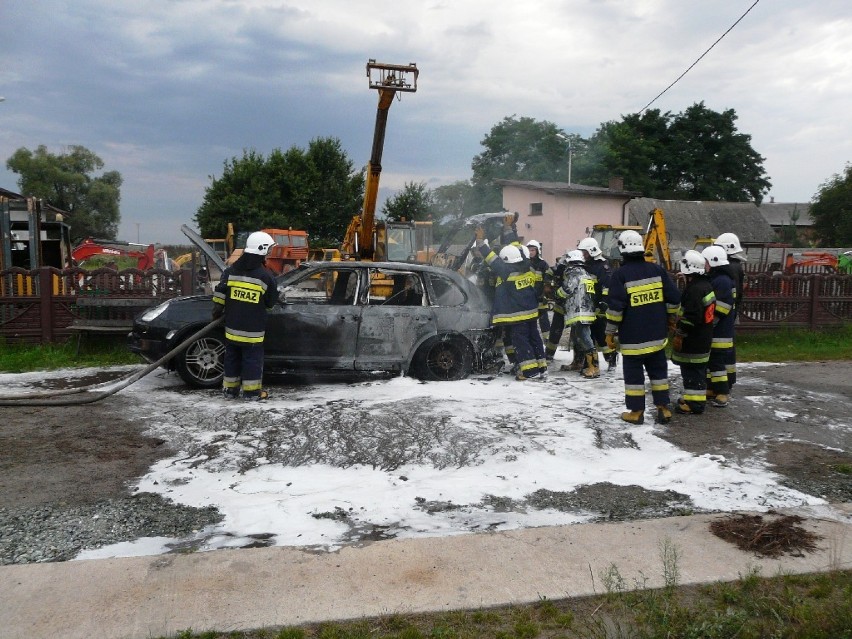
[736,324,852,362]
[0,337,142,373]
[156,570,852,639]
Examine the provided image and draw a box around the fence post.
[39,267,54,343]
[809,275,820,330]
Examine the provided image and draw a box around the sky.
[2,359,846,561]
[1,1,851,246]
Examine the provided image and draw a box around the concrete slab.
[1,509,850,639]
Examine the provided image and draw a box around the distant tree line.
[5,102,851,247]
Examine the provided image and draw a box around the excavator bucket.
[366,60,418,92]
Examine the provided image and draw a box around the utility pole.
[556,133,573,185]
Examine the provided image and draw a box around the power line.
[638,0,761,113]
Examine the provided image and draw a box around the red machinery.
[72,238,158,270]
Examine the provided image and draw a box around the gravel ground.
[1,361,849,565]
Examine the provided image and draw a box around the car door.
[355,268,436,371]
[265,265,362,370]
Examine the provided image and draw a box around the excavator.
[590,208,673,270]
[338,60,429,264]
[71,238,169,270]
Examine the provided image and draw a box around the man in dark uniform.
[671,250,716,415]
[212,231,279,400]
[605,230,681,425]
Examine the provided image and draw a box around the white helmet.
[679,250,707,275]
[526,240,542,253]
[577,237,602,258]
[617,230,644,255]
[715,232,743,255]
[519,244,530,259]
[244,231,275,256]
[566,249,585,265]
[499,245,523,264]
[702,245,729,267]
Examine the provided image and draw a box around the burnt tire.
[175,331,226,388]
[412,336,473,381]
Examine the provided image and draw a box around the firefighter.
[474,227,546,380]
[525,240,551,334]
[701,245,736,408]
[212,231,279,400]
[556,250,599,378]
[605,230,681,425]
[671,250,716,414]
[544,250,569,362]
[713,232,745,388]
[578,237,615,370]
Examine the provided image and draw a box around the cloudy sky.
[1,1,850,245]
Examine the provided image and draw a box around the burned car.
[128,261,503,387]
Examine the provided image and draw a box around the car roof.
[287,261,492,308]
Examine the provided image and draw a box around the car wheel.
[412,336,473,381]
[175,331,226,388]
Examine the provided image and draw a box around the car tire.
[175,330,226,388]
[412,335,473,381]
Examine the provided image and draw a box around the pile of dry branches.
[709,512,822,557]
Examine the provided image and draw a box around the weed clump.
[709,512,822,557]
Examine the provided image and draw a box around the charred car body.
[129,259,503,387]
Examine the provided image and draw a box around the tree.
[586,103,771,202]
[809,163,852,246]
[470,116,572,211]
[382,181,432,222]
[5,144,122,241]
[195,137,364,247]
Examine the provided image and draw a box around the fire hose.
[0,318,225,407]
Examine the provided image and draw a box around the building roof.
[627,197,776,251]
[496,179,641,198]
[757,202,813,227]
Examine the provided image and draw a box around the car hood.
[181,224,226,272]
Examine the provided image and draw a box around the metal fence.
[0,266,192,344]
[737,273,852,331]
[1,267,849,344]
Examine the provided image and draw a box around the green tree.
[810,163,852,246]
[195,137,364,247]
[5,144,122,241]
[586,103,771,202]
[382,181,432,222]
[470,116,572,211]
[778,205,804,247]
[429,180,477,221]
[576,111,669,193]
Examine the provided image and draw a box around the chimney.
[608,176,624,191]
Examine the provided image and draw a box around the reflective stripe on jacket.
[214,265,279,343]
[605,258,681,356]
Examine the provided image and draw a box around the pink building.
[497,178,640,263]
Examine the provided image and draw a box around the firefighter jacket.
[727,258,745,311]
[528,254,550,310]
[605,256,681,356]
[671,274,715,365]
[708,267,735,350]
[556,264,596,325]
[213,262,279,343]
[477,246,539,325]
[584,258,611,316]
[544,260,566,315]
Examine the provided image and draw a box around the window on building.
[529,202,543,216]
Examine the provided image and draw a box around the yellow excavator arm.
[643,208,672,271]
[344,60,418,261]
